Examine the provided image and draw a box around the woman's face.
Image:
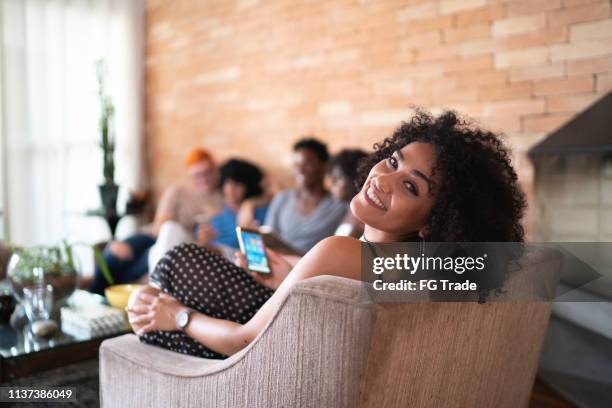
[350,142,439,240]
[292,148,326,189]
[328,166,353,202]
[188,159,218,193]
[222,179,247,209]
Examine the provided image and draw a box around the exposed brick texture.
[145,0,612,238]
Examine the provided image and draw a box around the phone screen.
[239,229,271,274]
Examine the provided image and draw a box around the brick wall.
[144,0,612,237]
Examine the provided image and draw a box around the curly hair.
[330,149,369,180]
[330,148,369,197]
[219,158,264,200]
[357,109,527,243]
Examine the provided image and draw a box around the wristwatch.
[175,309,193,331]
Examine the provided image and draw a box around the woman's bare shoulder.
[319,235,361,252]
[300,236,362,280]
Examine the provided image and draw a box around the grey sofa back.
[360,248,561,408]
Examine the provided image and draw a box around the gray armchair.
[100,250,560,408]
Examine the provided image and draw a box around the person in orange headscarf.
[153,149,223,235]
[90,148,224,294]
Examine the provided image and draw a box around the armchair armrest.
[100,275,375,408]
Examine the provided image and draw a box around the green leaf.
[93,246,114,286]
[62,240,76,271]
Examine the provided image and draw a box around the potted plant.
[96,59,119,214]
[7,242,79,303]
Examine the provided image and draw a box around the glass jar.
[7,247,79,303]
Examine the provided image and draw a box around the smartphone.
[236,227,271,274]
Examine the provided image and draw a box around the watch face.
[177,311,189,329]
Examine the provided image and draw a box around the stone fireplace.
[530,92,612,244]
[528,91,612,406]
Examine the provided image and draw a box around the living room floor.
[530,379,575,408]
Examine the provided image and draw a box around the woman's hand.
[127,291,187,335]
[234,248,293,290]
[237,199,258,228]
[196,223,218,246]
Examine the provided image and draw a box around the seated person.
[127,109,527,359]
[149,158,268,268]
[89,148,223,294]
[263,138,347,254]
[200,159,268,249]
[328,148,368,238]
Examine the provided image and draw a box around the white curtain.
[0,0,145,258]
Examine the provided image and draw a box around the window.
[0,0,145,275]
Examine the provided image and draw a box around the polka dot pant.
[140,243,274,359]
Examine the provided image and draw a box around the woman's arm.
[129,290,248,356]
[129,236,361,356]
[233,247,300,290]
[237,196,271,228]
[235,236,361,349]
[183,313,250,356]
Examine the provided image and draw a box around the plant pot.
[99,183,119,214]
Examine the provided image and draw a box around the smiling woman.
[127,108,527,359]
[353,142,439,242]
